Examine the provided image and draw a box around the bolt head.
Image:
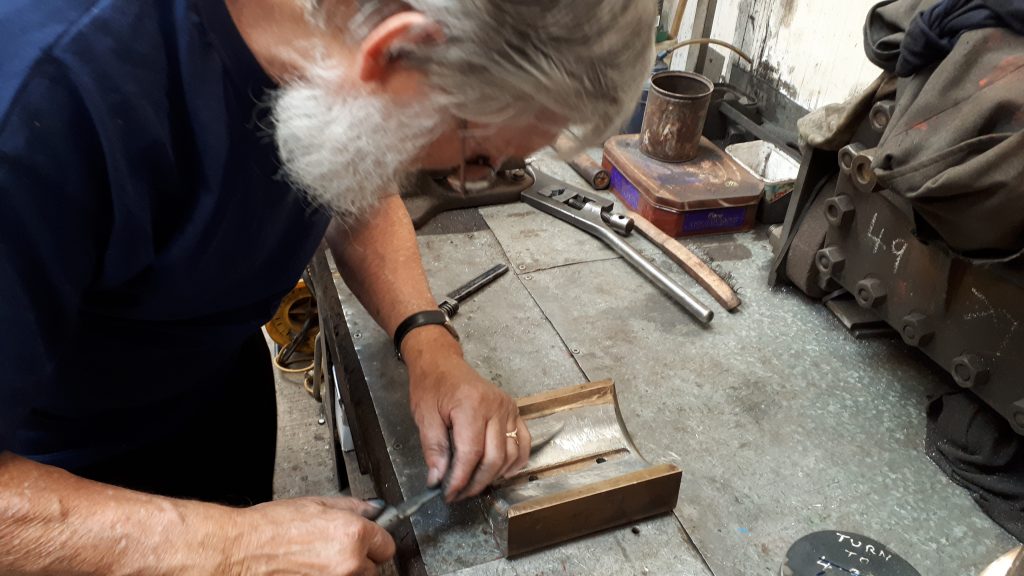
[824,195,856,228]
[855,278,887,308]
[815,247,846,276]
[851,154,878,193]
[1015,412,1024,430]
[901,313,934,347]
[870,101,895,132]
[951,354,991,388]
[838,144,863,174]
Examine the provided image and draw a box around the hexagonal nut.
[855,278,886,308]
[900,313,934,347]
[838,144,864,174]
[815,247,846,276]
[851,153,878,193]
[951,354,991,388]
[870,100,896,133]
[824,195,856,228]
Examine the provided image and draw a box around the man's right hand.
[0,452,395,576]
[230,497,396,575]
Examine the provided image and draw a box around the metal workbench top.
[315,152,1017,576]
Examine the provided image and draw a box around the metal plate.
[516,231,1018,575]
[484,381,682,558]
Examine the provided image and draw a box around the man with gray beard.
[0,0,654,573]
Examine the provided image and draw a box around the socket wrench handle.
[604,229,714,325]
[446,264,509,303]
[439,263,509,319]
[522,169,714,325]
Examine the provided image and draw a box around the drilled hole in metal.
[528,475,539,482]
[596,457,607,464]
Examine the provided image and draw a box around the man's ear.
[357,11,444,84]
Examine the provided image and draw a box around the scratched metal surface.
[484,404,678,556]
[333,230,713,575]
[331,153,1016,574]
[513,229,1019,575]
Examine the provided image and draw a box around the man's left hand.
[402,326,531,502]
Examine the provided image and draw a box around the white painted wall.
[662,0,883,111]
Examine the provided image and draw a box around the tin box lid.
[602,134,762,212]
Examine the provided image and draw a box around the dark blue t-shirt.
[0,0,332,468]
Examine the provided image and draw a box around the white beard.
[271,65,444,222]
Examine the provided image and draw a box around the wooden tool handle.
[625,210,742,311]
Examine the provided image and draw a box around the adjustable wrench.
[521,167,714,325]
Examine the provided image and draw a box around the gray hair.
[310,1,657,145]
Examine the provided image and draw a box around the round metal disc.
[781,531,920,576]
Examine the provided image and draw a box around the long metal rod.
[596,227,715,325]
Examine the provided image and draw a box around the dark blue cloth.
[0,0,331,469]
[897,0,1024,76]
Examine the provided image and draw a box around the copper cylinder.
[639,71,714,163]
[568,154,611,190]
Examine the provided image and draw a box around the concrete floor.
[270,352,342,500]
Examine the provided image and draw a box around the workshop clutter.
[604,70,762,239]
[772,0,1024,544]
[603,133,761,238]
[726,140,800,225]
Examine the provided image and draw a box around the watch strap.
[393,310,459,361]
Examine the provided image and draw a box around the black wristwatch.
[393,309,460,361]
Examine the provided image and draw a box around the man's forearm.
[327,196,529,496]
[0,452,234,575]
[326,195,461,363]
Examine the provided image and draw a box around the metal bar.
[602,227,715,324]
[625,208,741,311]
[446,264,509,302]
[308,248,371,476]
